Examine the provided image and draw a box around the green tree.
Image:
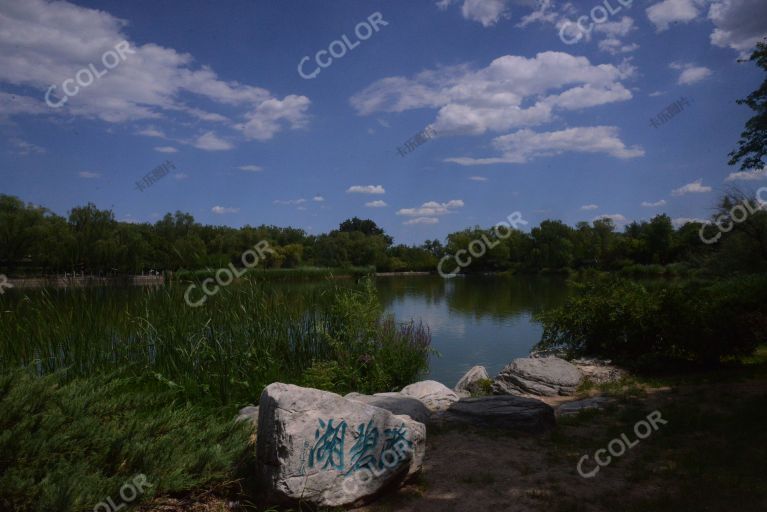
[729,41,767,172]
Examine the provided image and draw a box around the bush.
[535,275,767,367]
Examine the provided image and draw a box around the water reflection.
[376,275,571,386]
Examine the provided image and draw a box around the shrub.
[535,276,767,367]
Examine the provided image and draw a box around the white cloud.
[670,62,713,85]
[351,52,634,136]
[708,0,767,57]
[580,204,599,211]
[174,173,189,181]
[0,0,310,143]
[673,217,709,227]
[445,126,644,165]
[646,0,703,31]
[462,0,510,27]
[235,95,311,141]
[154,146,178,153]
[468,176,488,181]
[594,213,627,224]
[365,200,388,208]
[598,38,640,55]
[8,137,45,155]
[642,199,668,207]
[346,185,386,194]
[238,165,262,172]
[78,171,100,179]
[672,179,712,196]
[595,17,637,37]
[194,132,233,151]
[138,127,165,138]
[437,0,510,26]
[725,168,767,181]
[404,217,440,225]
[313,195,325,202]
[397,200,464,217]
[211,206,239,214]
[273,198,306,205]
[517,0,560,28]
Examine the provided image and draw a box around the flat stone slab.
[493,357,583,397]
[345,392,431,424]
[437,395,556,432]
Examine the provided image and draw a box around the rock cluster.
[248,354,624,507]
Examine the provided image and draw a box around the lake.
[376,275,571,387]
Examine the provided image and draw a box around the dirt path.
[356,379,767,512]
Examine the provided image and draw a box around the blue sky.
[1,0,766,244]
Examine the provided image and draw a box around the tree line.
[1,192,765,276]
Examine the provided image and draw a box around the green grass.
[0,279,432,511]
[0,370,251,512]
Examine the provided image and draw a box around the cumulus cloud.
[138,127,166,138]
[445,126,644,165]
[193,132,233,151]
[580,204,599,211]
[273,198,307,205]
[468,176,488,181]
[672,179,712,196]
[397,200,464,217]
[347,185,386,194]
[211,206,239,214]
[708,0,767,57]
[78,171,100,179]
[642,199,668,207]
[154,146,178,153]
[404,217,440,225]
[350,52,634,136]
[312,196,325,202]
[437,0,510,27]
[670,62,713,85]
[725,168,767,181]
[645,0,765,57]
[238,165,262,172]
[646,0,704,31]
[365,200,388,208]
[0,0,310,144]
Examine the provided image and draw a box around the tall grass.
[0,278,431,406]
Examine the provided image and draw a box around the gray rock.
[344,392,431,424]
[400,380,459,412]
[437,395,556,432]
[557,396,616,416]
[493,356,583,397]
[454,365,491,396]
[257,383,426,507]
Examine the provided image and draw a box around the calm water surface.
[376,275,571,387]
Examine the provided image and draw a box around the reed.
[0,278,431,405]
